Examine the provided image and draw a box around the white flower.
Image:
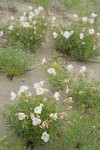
[34,81,44,89]
[36,87,48,95]
[53,113,58,120]
[47,68,56,76]
[80,33,84,39]
[50,113,58,120]
[10,16,15,21]
[18,113,25,120]
[28,6,33,10]
[82,17,88,23]
[32,118,41,126]
[52,16,56,21]
[89,29,94,35]
[63,31,70,39]
[53,92,60,100]
[53,32,58,38]
[91,13,97,18]
[42,58,47,65]
[92,125,96,129]
[50,113,53,118]
[31,114,41,126]
[34,106,42,114]
[97,32,100,36]
[70,30,74,35]
[38,6,44,11]
[40,103,44,107]
[0,31,3,37]
[29,11,35,17]
[34,9,39,15]
[18,85,29,95]
[93,45,96,50]
[89,18,94,24]
[23,12,26,16]
[8,25,13,31]
[19,16,25,22]
[79,66,86,73]
[41,132,50,142]
[73,14,78,18]
[11,92,16,100]
[29,16,33,20]
[67,64,73,71]
[22,22,30,28]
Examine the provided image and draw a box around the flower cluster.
[1,6,48,52]
[53,13,99,61]
[8,6,44,30]
[8,80,69,146]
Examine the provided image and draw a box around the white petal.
[11,92,16,100]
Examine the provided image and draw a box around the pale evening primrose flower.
[70,30,74,35]
[92,126,96,129]
[40,103,44,107]
[18,85,29,95]
[82,17,88,23]
[67,64,73,71]
[0,31,3,37]
[53,32,58,38]
[32,118,41,126]
[29,11,35,17]
[42,57,47,65]
[53,113,58,120]
[89,18,94,24]
[10,16,15,21]
[34,106,42,114]
[31,114,41,126]
[53,92,60,100]
[91,13,97,18]
[28,6,33,10]
[89,29,94,35]
[18,113,25,120]
[19,16,25,22]
[38,6,44,11]
[97,32,100,36]
[36,87,48,95]
[41,132,50,142]
[79,66,86,73]
[80,33,84,39]
[34,9,39,15]
[8,25,13,31]
[63,31,70,39]
[93,45,96,50]
[73,14,78,18]
[23,12,26,16]
[47,68,56,75]
[29,16,33,20]
[22,22,30,28]
[52,16,56,21]
[34,81,44,89]
[11,92,16,100]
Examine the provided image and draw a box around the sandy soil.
[0,1,100,149]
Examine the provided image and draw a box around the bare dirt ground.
[0,0,100,149]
